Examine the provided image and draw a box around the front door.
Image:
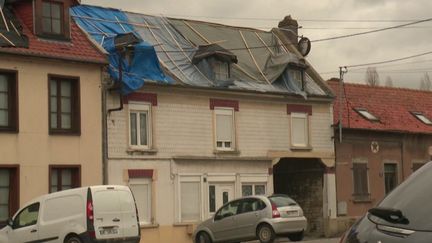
[208,183,234,217]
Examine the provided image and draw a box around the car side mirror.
[7,219,13,228]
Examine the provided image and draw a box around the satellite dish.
[298,37,311,56]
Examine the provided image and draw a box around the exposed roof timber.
[239,30,271,85]
[255,32,274,56]
[272,28,334,97]
[181,19,261,82]
[160,18,213,85]
[142,17,194,84]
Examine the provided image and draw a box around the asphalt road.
[246,237,340,243]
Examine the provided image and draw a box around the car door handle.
[113,218,120,222]
[31,229,37,233]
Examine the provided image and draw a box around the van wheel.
[257,224,275,243]
[287,231,304,242]
[197,231,212,243]
[65,235,82,243]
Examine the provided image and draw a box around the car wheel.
[257,224,275,243]
[287,231,304,242]
[65,235,82,243]
[197,231,212,243]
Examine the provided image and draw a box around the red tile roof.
[0,2,106,64]
[327,79,432,134]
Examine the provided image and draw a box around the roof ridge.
[328,80,432,94]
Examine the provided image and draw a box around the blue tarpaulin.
[71,5,171,94]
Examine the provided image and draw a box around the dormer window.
[411,112,432,125]
[35,0,71,40]
[192,44,237,82]
[210,57,230,81]
[288,68,304,90]
[42,1,63,35]
[355,108,379,122]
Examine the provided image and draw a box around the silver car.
[193,194,307,243]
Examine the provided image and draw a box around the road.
[246,237,340,243]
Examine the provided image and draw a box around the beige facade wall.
[106,85,335,243]
[0,55,103,205]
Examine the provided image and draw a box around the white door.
[8,203,40,243]
[208,184,234,217]
[118,189,139,238]
[93,189,124,239]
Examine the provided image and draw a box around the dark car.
[340,161,432,243]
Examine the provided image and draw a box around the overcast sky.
[82,0,432,89]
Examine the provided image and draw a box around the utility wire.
[311,17,432,42]
[345,50,432,68]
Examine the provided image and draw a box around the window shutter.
[181,182,200,221]
[216,113,232,142]
[292,115,307,146]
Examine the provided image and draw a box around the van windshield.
[368,162,432,231]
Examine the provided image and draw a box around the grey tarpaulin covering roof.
[73,5,329,97]
[0,2,28,48]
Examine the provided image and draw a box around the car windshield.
[268,195,297,207]
[368,162,432,231]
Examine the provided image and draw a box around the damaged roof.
[71,4,333,98]
[0,4,28,47]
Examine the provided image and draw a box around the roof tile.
[327,79,432,134]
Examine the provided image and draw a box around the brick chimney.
[278,15,298,45]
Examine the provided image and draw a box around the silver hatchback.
[193,195,307,243]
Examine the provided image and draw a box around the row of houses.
[1,0,432,242]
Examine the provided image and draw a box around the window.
[352,161,369,201]
[13,203,39,229]
[49,166,80,192]
[48,76,80,134]
[35,0,70,39]
[214,108,235,150]
[0,71,18,132]
[411,112,432,125]
[42,1,63,35]
[384,163,398,194]
[288,68,304,90]
[0,167,19,226]
[210,58,230,81]
[238,198,265,214]
[179,177,201,222]
[215,200,240,220]
[242,184,266,196]
[129,178,152,225]
[412,162,425,172]
[128,103,151,149]
[355,108,379,121]
[291,112,309,147]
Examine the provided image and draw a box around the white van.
[0,185,141,243]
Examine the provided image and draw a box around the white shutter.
[216,113,233,142]
[130,179,152,224]
[180,181,200,221]
[291,113,308,146]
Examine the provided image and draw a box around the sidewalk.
[246,236,340,243]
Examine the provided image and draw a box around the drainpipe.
[101,67,108,185]
[108,52,124,114]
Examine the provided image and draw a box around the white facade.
[105,84,335,243]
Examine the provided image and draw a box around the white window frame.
[128,102,152,150]
[241,183,267,196]
[177,175,203,223]
[128,178,152,225]
[290,112,309,148]
[355,108,379,121]
[412,112,432,125]
[214,108,235,151]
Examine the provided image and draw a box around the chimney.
[278,15,298,45]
